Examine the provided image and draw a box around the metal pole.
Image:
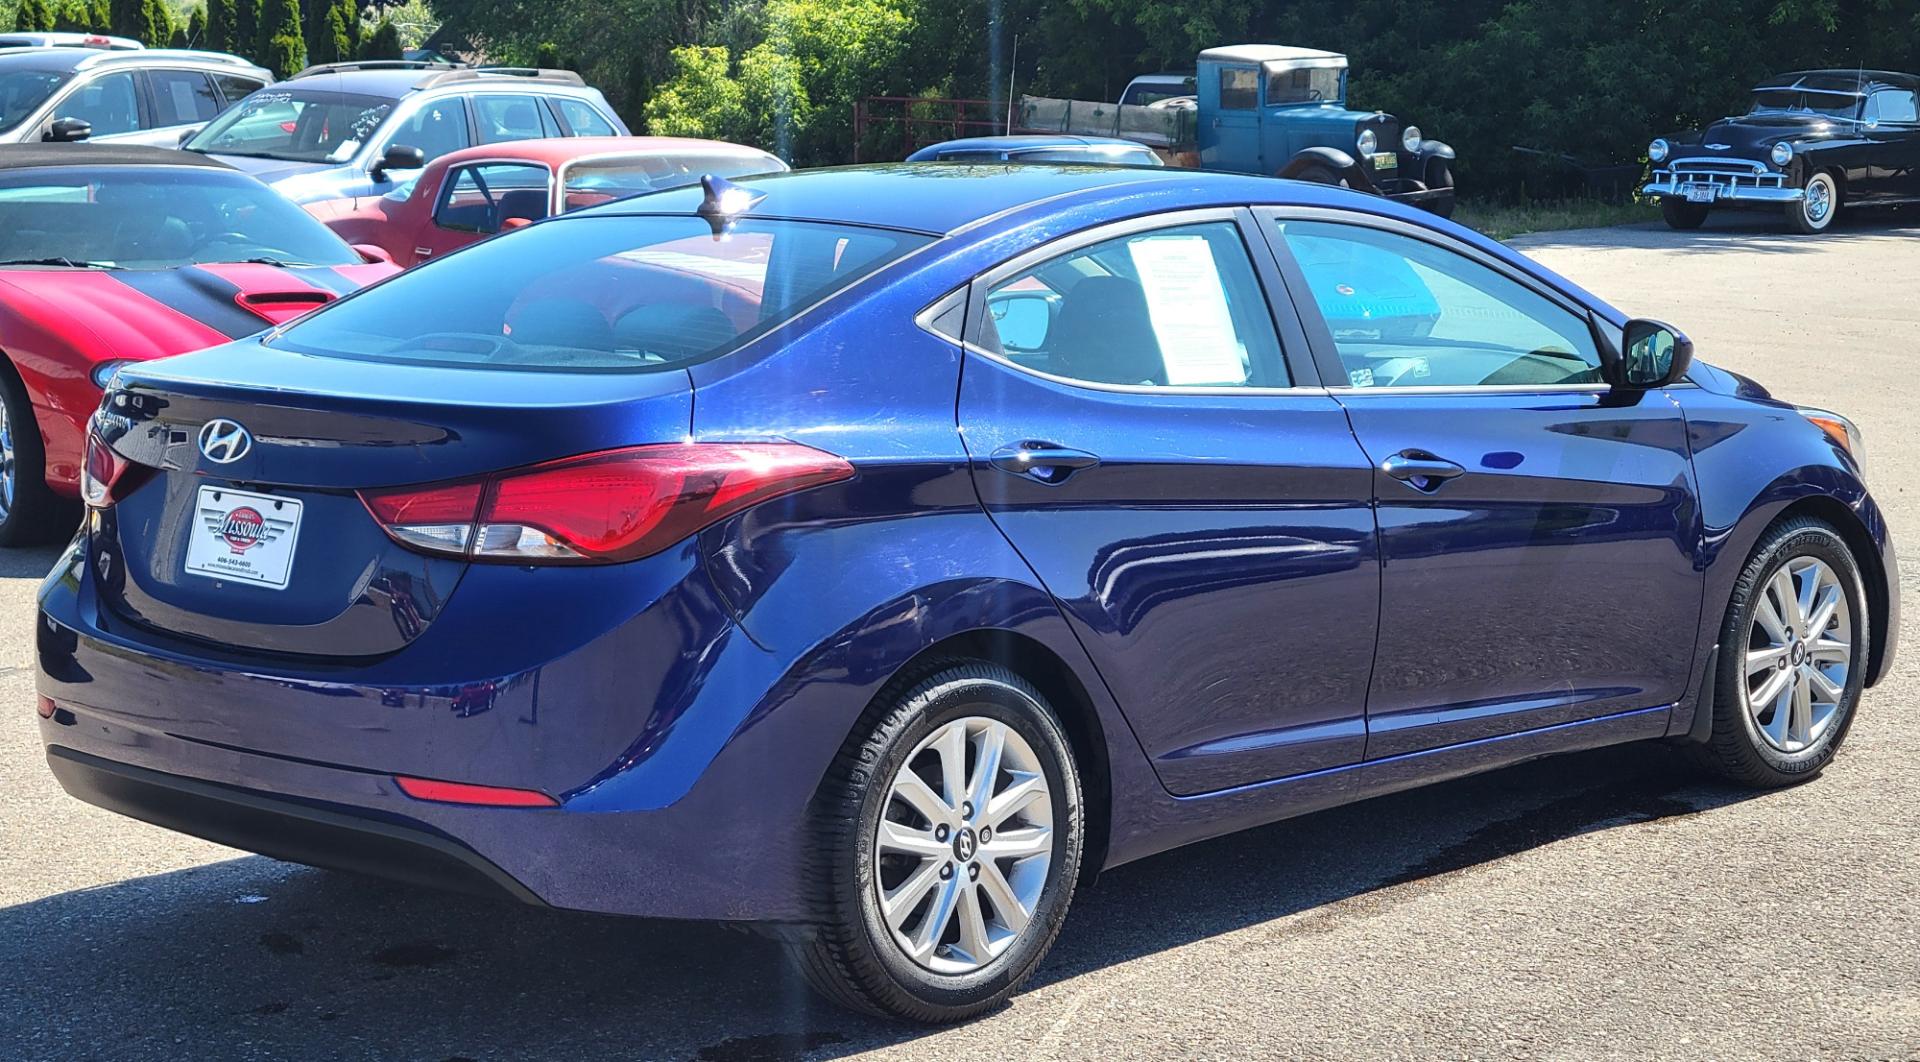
[1006,35,1017,134]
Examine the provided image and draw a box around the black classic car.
[1645,69,1920,234]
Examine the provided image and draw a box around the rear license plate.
[1684,184,1716,203]
[1371,152,1398,170]
[183,485,304,590]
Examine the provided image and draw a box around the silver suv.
[0,47,270,147]
[185,61,631,207]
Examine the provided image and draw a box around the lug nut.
[968,863,980,880]
[940,863,953,880]
[962,801,974,819]
[979,826,992,843]
[935,824,949,841]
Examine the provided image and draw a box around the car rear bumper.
[34,540,826,923]
[1643,181,1805,204]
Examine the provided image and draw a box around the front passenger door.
[1261,211,1701,759]
[958,209,1381,796]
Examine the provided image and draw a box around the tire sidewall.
[849,673,1082,1010]
[0,366,54,545]
[1794,171,1839,233]
[1717,523,1868,777]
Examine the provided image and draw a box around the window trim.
[1252,205,1623,396]
[958,206,1327,396]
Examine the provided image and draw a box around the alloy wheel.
[1804,174,1835,227]
[0,397,15,522]
[875,716,1053,975]
[1745,556,1851,753]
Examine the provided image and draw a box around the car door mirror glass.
[988,293,1054,352]
[1620,318,1692,388]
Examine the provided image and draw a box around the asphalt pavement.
[2,209,1917,1061]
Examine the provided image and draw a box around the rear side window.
[553,97,617,136]
[473,94,554,145]
[210,73,268,107]
[271,216,930,372]
[149,70,221,127]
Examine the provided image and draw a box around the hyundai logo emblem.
[198,419,253,464]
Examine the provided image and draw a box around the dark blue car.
[39,165,1896,1022]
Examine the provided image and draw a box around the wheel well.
[1771,496,1889,685]
[894,629,1113,880]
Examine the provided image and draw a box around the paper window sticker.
[1347,367,1375,388]
[1126,235,1250,386]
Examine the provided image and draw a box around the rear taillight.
[81,429,152,508]
[358,442,855,565]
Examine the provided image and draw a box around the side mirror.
[176,127,196,147]
[352,243,395,265]
[371,143,426,181]
[1618,318,1693,389]
[43,117,92,143]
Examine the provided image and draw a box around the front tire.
[1692,518,1868,787]
[1661,197,1710,230]
[1424,158,1456,219]
[1787,170,1840,234]
[0,366,75,546]
[791,662,1083,1022]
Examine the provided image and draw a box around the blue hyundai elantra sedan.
[38,164,1895,1022]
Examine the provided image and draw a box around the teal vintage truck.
[1018,45,1457,215]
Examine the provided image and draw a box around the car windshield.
[1748,88,1860,120]
[0,68,69,134]
[187,88,395,163]
[268,215,931,372]
[1265,64,1342,105]
[0,166,362,269]
[558,152,786,212]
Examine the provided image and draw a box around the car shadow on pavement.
[0,543,67,581]
[0,742,1768,1061]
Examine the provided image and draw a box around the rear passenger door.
[139,69,226,146]
[957,208,1382,796]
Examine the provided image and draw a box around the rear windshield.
[559,152,786,211]
[187,88,394,163]
[269,215,931,372]
[0,166,360,269]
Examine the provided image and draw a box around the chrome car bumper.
[1644,157,1802,204]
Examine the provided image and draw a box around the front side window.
[0,166,360,269]
[435,162,552,233]
[55,71,139,136]
[0,68,69,134]
[1865,89,1919,124]
[1218,68,1258,110]
[977,220,1287,388]
[473,94,555,145]
[553,97,617,136]
[148,70,222,127]
[270,216,929,372]
[187,89,395,163]
[1264,64,1342,105]
[1276,219,1601,389]
[384,97,472,165]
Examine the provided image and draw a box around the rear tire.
[1690,518,1868,787]
[1786,170,1840,234]
[1661,197,1709,230]
[0,366,77,547]
[790,661,1083,1022]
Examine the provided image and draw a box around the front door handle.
[989,441,1101,483]
[1380,450,1465,491]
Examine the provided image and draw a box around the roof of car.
[1758,69,1920,93]
[280,64,592,100]
[591,162,1299,235]
[0,144,235,172]
[909,134,1153,158]
[1198,45,1345,65]
[429,136,783,169]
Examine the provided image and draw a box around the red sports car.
[0,144,398,543]
[311,136,787,268]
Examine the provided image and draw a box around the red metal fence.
[852,97,1007,162]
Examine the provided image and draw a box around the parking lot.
[2,212,1918,1061]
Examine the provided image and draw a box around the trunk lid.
[94,339,693,658]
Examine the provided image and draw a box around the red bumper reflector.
[393,775,558,807]
[35,696,56,719]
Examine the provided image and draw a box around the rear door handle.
[1380,450,1465,491]
[989,441,1101,483]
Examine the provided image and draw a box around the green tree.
[259,0,300,63]
[360,15,400,58]
[184,4,204,46]
[265,30,305,76]
[13,0,55,31]
[646,46,747,140]
[234,0,260,59]
[309,0,349,62]
[54,0,90,31]
[205,0,234,51]
[87,0,108,32]
[107,0,138,35]
[139,0,168,45]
